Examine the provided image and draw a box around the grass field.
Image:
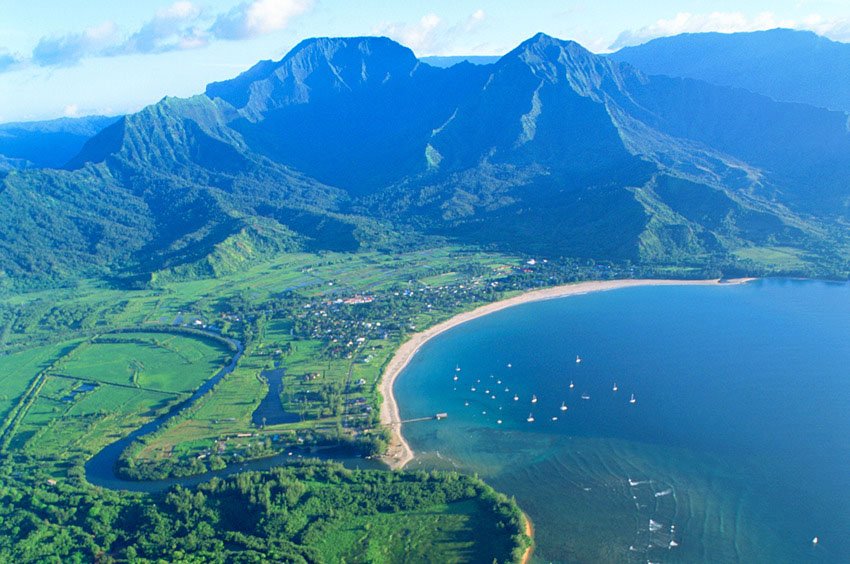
[10,376,176,459]
[0,331,233,471]
[58,333,230,393]
[314,499,516,563]
[0,341,80,423]
[733,246,809,270]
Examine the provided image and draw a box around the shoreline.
[521,512,534,564]
[378,277,755,470]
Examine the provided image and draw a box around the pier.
[390,413,448,425]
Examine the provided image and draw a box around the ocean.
[395,279,850,562]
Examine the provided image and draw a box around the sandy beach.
[521,512,535,564]
[378,277,754,470]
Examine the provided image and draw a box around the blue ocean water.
[395,280,850,562]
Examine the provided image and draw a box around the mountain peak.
[206,36,419,112]
[500,32,622,93]
[517,32,585,50]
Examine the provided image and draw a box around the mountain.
[610,29,850,112]
[420,55,501,67]
[3,33,850,287]
[0,115,120,169]
[204,36,492,193]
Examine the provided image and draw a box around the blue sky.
[1,0,848,122]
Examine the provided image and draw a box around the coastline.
[521,512,534,564]
[378,277,754,470]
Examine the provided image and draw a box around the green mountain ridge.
[3,33,850,287]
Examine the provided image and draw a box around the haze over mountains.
[610,28,850,112]
[2,31,850,287]
[0,115,119,171]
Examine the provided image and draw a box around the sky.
[1,0,849,123]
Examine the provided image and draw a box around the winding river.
[84,332,380,493]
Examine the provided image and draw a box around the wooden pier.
[391,413,448,425]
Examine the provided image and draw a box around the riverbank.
[378,277,754,469]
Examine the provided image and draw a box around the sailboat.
[455,365,461,372]
[569,380,575,389]
[513,394,519,401]
[560,402,568,411]
[531,395,538,404]
[527,413,535,423]
[629,393,637,404]
[575,355,582,364]
[581,393,591,400]
[453,375,458,381]
[612,382,618,392]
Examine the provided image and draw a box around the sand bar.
[379,277,755,469]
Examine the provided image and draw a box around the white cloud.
[0,51,22,72]
[161,1,200,20]
[375,9,490,55]
[32,21,120,66]
[375,13,443,53]
[611,11,796,50]
[117,1,206,55]
[211,0,312,40]
[800,13,850,41]
[63,104,81,118]
[10,0,313,72]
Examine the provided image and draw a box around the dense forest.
[0,460,529,563]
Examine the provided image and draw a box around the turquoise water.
[395,280,850,562]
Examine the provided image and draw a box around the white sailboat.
[560,402,568,411]
[569,380,575,389]
[612,382,618,392]
[581,393,590,400]
[575,355,582,364]
[629,393,636,404]
[531,394,538,404]
[527,413,535,422]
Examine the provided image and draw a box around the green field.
[9,376,176,458]
[0,342,79,423]
[59,333,230,393]
[733,246,809,270]
[0,330,233,470]
[314,499,518,563]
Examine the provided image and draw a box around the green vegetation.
[0,237,839,560]
[0,460,530,563]
[0,248,552,561]
[0,330,230,476]
[59,333,230,393]
[6,30,850,561]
